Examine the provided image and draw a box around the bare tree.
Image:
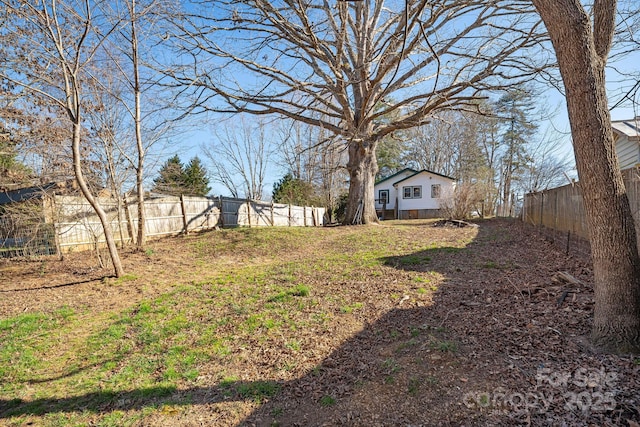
[85,69,135,248]
[97,0,179,249]
[276,120,348,215]
[0,0,125,276]
[518,128,574,193]
[203,115,273,200]
[403,111,489,181]
[1,75,74,186]
[531,0,640,352]
[276,121,325,185]
[165,0,551,224]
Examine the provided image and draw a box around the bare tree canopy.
[165,0,551,223]
[203,115,273,200]
[0,0,126,277]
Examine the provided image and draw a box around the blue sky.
[173,56,639,198]
[160,3,640,198]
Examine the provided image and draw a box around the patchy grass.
[0,220,484,426]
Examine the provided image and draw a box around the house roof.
[0,182,63,205]
[391,169,456,187]
[375,168,417,186]
[612,117,640,138]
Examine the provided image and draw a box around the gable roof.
[392,169,456,186]
[612,117,640,139]
[375,168,418,185]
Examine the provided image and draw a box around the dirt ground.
[1,219,639,426]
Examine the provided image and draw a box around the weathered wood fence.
[522,167,640,254]
[52,195,325,253]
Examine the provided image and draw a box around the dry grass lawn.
[0,219,638,426]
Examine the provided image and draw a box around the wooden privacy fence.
[522,167,640,254]
[52,195,325,253]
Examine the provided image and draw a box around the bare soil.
[1,218,639,426]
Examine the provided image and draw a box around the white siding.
[374,170,415,210]
[616,136,640,170]
[396,173,455,211]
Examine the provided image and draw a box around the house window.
[431,184,441,198]
[403,186,422,199]
[378,189,389,205]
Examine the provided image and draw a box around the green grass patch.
[320,395,336,406]
[340,302,363,314]
[431,340,458,353]
[267,284,311,303]
[0,219,481,426]
[113,274,139,285]
[236,381,281,403]
[408,377,420,395]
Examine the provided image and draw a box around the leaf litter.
[0,219,638,426]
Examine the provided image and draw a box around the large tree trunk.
[72,121,125,278]
[344,139,379,225]
[532,0,640,353]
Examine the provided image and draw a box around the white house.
[374,168,456,220]
[612,117,640,170]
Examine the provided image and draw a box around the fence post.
[123,194,136,244]
[554,190,559,232]
[312,206,317,226]
[288,204,292,227]
[270,201,274,226]
[247,199,252,227]
[303,206,307,226]
[180,194,189,234]
[539,191,544,228]
[218,195,224,228]
[49,195,63,260]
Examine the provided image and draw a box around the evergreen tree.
[0,133,32,189]
[272,173,318,205]
[376,136,406,179]
[184,156,211,196]
[152,155,186,196]
[152,155,211,197]
[495,89,538,216]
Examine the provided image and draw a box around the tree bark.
[532,0,640,352]
[72,121,125,278]
[128,0,147,250]
[344,138,379,225]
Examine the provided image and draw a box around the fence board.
[2,193,325,256]
[47,195,324,253]
[523,167,640,249]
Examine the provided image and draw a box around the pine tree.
[152,155,186,196]
[272,173,317,205]
[495,89,538,216]
[184,156,211,197]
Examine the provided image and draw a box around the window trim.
[431,184,441,198]
[402,185,422,199]
[378,189,389,205]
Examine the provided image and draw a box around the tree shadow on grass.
[0,307,484,425]
[2,220,607,425]
[0,222,495,425]
[0,277,108,293]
